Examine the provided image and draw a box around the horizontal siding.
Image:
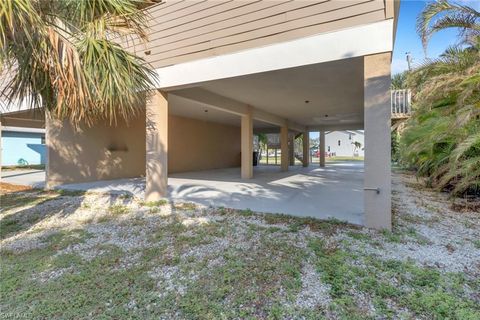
[128,0,387,68]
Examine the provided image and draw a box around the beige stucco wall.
[46,111,146,187]
[46,111,241,186]
[169,115,241,173]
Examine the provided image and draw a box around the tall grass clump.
[400,0,480,196]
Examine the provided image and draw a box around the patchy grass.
[0,192,60,239]
[108,204,130,215]
[1,173,479,319]
[308,239,479,319]
[52,189,87,197]
[173,202,197,211]
[263,213,349,234]
[0,191,56,212]
[140,199,168,207]
[381,229,403,243]
[473,239,480,249]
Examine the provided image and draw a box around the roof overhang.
[154,19,393,90]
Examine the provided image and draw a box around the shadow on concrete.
[4,162,365,225]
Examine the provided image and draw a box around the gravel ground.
[336,173,480,276]
[1,171,479,319]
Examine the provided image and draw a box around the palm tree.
[391,71,408,89]
[257,133,268,161]
[351,141,362,156]
[417,0,480,51]
[400,0,480,196]
[0,0,157,126]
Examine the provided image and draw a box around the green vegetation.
[108,204,130,215]
[141,199,168,207]
[399,0,480,196]
[391,72,407,90]
[0,0,155,125]
[1,186,479,319]
[1,164,46,171]
[309,238,479,319]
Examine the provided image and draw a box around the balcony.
[391,89,411,119]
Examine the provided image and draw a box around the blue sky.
[392,0,480,74]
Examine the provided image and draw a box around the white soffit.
[155,19,394,90]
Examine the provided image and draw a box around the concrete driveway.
[1,169,46,188]
[1,162,364,224]
[166,162,364,224]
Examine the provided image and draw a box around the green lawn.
[1,174,479,319]
[1,164,46,171]
[258,156,364,165]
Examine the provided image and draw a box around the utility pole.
[405,52,412,71]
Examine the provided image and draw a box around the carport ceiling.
[200,57,364,127]
[169,94,277,129]
[169,94,240,126]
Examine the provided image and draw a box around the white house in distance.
[326,131,364,157]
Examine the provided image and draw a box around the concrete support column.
[241,106,253,179]
[288,134,295,166]
[302,131,309,167]
[44,112,54,190]
[280,125,289,171]
[145,90,169,202]
[364,52,392,230]
[319,130,326,167]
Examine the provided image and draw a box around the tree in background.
[256,133,268,160]
[0,0,157,126]
[352,141,362,156]
[391,71,408,89]
[400,0,479,195]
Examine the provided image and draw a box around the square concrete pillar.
[44,112,56,190]
[145,90,169,202]
[364,53,392,230]
[241,106,253,179]
[280,125,289,171]
[302,131,309,167]
[319,130,326,167]
[289,134,295,166]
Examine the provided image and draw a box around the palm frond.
[0,0,156,126]
[417,0,480,52]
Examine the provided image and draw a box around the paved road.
[1,169,46,188]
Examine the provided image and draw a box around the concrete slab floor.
[1,162,364,225]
